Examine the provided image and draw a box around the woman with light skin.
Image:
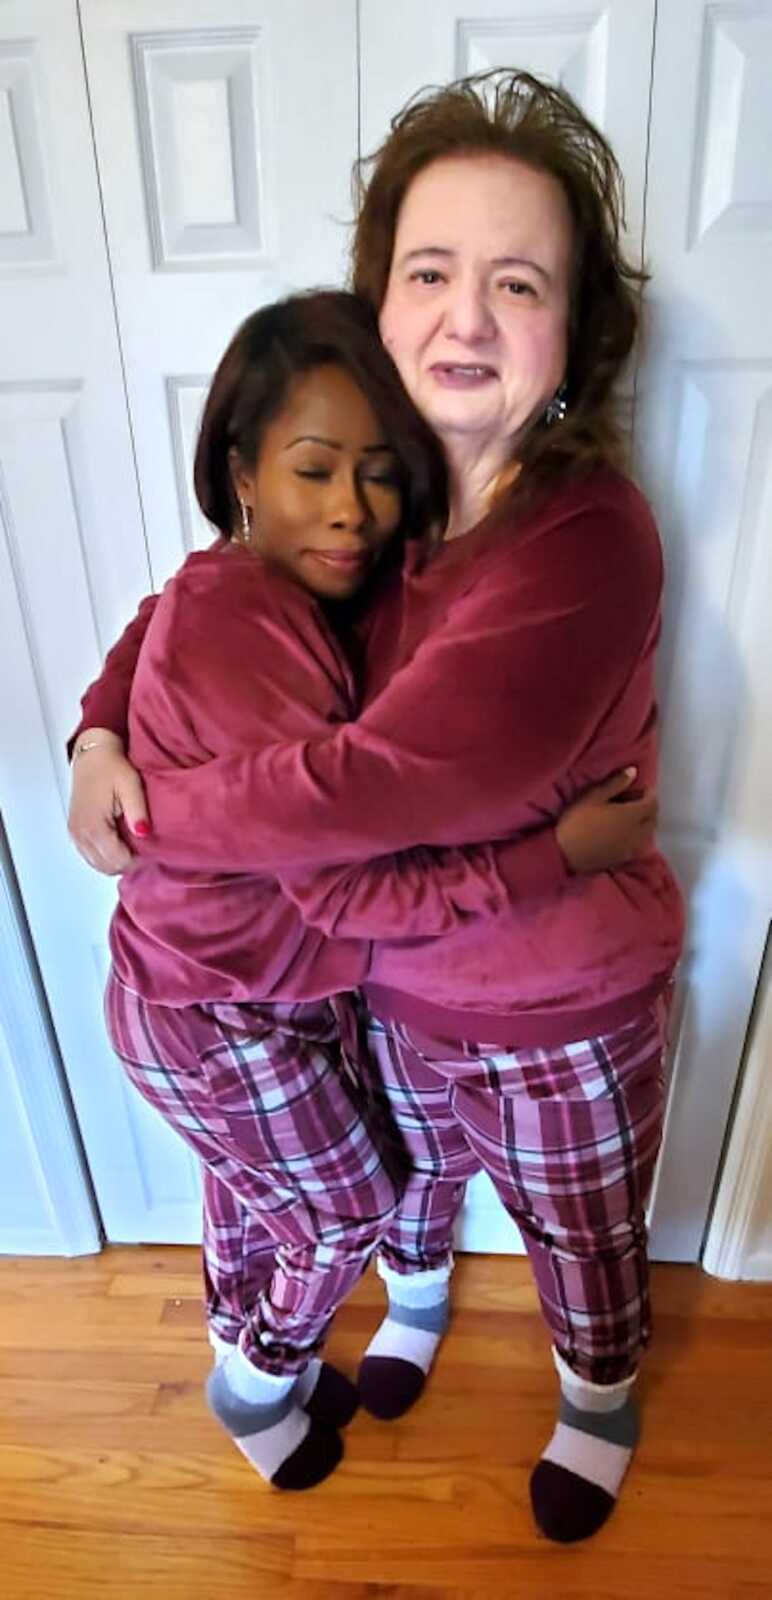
[69,72,682,1542]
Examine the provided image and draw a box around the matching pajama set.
[80,467,684,1386]
[105,544,568,1372]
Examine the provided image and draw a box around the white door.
[1,0,361,1245]
[79,0,359,589]
[3,2,765,1257]
[0,0,360,1241]
[0,834,100,1256]
[359,0,655,251]
[359,0,669,1255]
[633,0,772,1260]
[0,0,203,1242]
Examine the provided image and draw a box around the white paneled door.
[358,0,663,1254]
[79,0,359,589]
[0,0,766,1257]
[634,0,772,1260]
[0,0,203,1242]
[1,0,361,1244]
[359,0,656,251]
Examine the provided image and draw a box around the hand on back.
[556,768,658,875]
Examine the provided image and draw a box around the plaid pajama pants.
[362,1000,669,1386]
[105,971,400,1374]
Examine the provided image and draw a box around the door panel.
[635,0,772,1260]
[79,0,359,588]
[0,0,200,1243]
[360,0,660,1256]
[0,830,100,1256]
[359,0,655,248]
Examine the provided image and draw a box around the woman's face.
[379,153,573,456]
[233,364,402,601]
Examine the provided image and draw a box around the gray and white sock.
[209,1332,358,1428]
[358,1257,451,1420]
[206,1344,342,1491]
[530,1346,638,1543]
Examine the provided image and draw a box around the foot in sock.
[296,1359,359,1428]
[358,1258,451,1420]
[210,1334,359,1429]
[529,1347,639,1543]
[206,1344,342,1491]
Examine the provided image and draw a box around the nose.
[328,470,368,533]
[444,274,496,343]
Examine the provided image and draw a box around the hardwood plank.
[0,1526,294,1600]
[0,1247,769,1600]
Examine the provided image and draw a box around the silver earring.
[238,498,251,541]
[545,384,568,426]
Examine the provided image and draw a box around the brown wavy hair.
[351,70,648,496]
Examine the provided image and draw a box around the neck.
[442,435,516,541]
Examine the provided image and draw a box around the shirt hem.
[362,977,671,1048]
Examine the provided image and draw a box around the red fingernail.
[132,820,151,837]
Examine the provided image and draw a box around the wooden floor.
[0,1249,770,1599]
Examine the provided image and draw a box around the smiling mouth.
[306,549,369,570]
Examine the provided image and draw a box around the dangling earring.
[545,384,568,426]
[237,498,251,543]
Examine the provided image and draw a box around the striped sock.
[209,1333,358,1428]
[530,1347,638,1543]
[206,1345,342,1491]
[358,1257,451,1420]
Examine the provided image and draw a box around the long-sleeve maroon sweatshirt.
[81,467,683,1044]
[108,544,569,1007]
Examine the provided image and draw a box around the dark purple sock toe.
[271,1421,343,1491]
[304,1362,359,1428]
[530,1459,616,1543]
[358,1355,426,1420]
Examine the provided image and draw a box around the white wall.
[703,934,772,1280]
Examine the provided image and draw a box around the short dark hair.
[351,70,648,492]
[194,289,448,539]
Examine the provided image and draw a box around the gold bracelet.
[72,737,115,762]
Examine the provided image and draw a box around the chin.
[420,391,499,433]
[307,573,362,602]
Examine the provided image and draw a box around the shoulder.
[481,466,663,604]
[152,547,319,637]
[499,465,659,549]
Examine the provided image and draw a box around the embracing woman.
[69,71,682,1543]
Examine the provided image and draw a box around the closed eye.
[361,467,401,486]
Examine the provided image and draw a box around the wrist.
[72,728,125,762]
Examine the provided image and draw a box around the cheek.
[256,489,305,544]
[508,314,567,397]
[379,286,424,360]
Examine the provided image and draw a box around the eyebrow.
[398,246,551,284]
[285,435,395,452]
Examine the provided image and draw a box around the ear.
[228,446,252,508]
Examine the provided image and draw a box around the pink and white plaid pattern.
[365,1001,668,1384]
[201,1171,278,1346]
[105,972,400,1373]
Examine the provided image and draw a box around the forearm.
[278,828,567,938]
[135,511,660,873]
